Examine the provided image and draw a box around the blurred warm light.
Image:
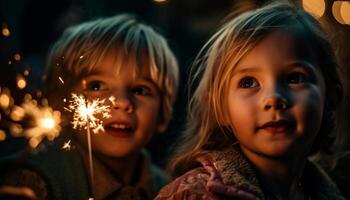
[36,90,43,98]
[302,0,326,19]
[10,106,25,121]
[8,60,11,65]
[29,138,40,148]
[24,93,32,101]
[17,75,27,89]
[333,1,350,25]
[14,53,21,61]
[153,0,167,4]
[10,124,23,137]
[24,69,30,76]
[0,94,10,109]
[1,26,10,37]
[0,130,6,141]
[38,117,55,130]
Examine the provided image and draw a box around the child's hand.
[0,185,37,200]
[197,156,259,200]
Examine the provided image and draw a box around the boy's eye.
[287,72,308,84]
[87,81,107,91]
[131,86,151,96]
[239,77,259,88]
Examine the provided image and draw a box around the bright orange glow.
[302,0,326,19]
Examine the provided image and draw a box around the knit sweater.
[155,145,345,200]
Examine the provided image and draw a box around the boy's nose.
[113,95,133,113]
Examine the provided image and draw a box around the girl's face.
[227,30,326,158]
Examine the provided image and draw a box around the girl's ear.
[156,120,168,134]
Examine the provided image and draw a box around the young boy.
[0,14,179,200]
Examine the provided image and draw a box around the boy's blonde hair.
[169,1,343,176]
[45,14,179,127]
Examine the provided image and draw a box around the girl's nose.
[113,94,133,113]
[263,88,290,111]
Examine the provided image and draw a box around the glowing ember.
[109,96,117,106]
[62,140,72,150]
[58,76,65,84]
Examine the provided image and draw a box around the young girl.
[156,2,345,200]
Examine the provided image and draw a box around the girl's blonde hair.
[169,1,343,176]
[45,14,179,127]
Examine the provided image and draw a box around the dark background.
[0,0,349,168]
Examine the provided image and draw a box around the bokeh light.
[17,75,27,89]
[14,53,21,61]
[333,1,350,25]
[0,94,10,109]
[302,0,326,19]
[1,26,10,37]
[153,0,168,5]
[0,130,6,141]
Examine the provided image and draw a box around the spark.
[62,140,72,150]
[109,96,117,106]
[58,76,65,84]
[66,93,111,133]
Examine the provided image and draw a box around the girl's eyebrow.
[285,60,318,74]
[233,67,262,75]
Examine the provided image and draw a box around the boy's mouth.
[105,122,134,138]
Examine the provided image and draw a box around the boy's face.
[226,30,326,159]
[71,52,165,158]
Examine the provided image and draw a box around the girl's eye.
[87,81,106,91]
[239,77,259,88]
[131,86,151,96]
[287,72,308,84]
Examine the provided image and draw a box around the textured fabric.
[0,143,170,200]
[156,145,345,200]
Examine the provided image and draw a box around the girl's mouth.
[259,120,294,134]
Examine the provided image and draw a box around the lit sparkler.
[65,93,111,198]
[66,93,111,133]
